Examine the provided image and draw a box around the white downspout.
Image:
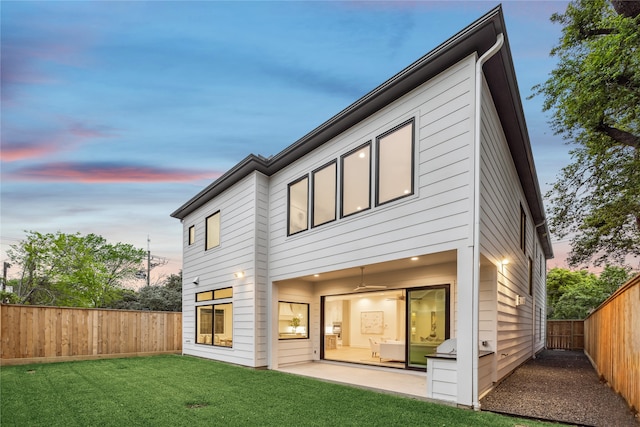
[472,33,504,411]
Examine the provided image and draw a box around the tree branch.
[595,122,640,149]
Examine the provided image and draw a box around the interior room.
[323,286,448,369]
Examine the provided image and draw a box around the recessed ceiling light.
[314,274,320,277]
[411,257,419,261]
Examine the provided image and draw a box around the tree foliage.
[533,0,640,267]
[6,231,146,307]
[108,272,182,312]
[546,265,633,318]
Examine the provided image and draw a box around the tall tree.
[7,231,146,307]
[533,0,640,267]
[547,266,633,319]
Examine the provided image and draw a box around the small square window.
[278,302,309,339]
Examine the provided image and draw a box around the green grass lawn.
[1,355,554,427]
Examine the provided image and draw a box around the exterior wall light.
[234,271,245,279]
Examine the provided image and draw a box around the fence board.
[0,304,182,365]
[546,320,584,350]
[585,275,640,413]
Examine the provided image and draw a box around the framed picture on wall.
[361,311,383,334]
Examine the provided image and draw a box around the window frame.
[287,175,309,236]
[519,204,527,254]
[195,300,233,347]
[278,301,310,340]
[195,287,232,302]
[340,142,372,218]
[311,160,337,228]
[205,211,221,250]
[188,225,195,246]
[375,118,415,206]
[528,256,533,296]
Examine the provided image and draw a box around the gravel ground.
[480,350,638,426]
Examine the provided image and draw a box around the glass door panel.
[408,286,449,368]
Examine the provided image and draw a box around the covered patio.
[276,360,428,400]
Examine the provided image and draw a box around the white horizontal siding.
[254,173,270,367]
[181,173,261,367]
[268,55,476,282]
[478,75,543,380]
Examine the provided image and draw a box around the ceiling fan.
[353,267,387,291]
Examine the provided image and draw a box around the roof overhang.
[170,5,553,259]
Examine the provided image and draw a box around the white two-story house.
[171,6,553,409]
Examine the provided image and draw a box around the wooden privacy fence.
[584,274,640,413]
[0,304,182,365]
[546,320,584,350]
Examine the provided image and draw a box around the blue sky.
[1,1,574,283]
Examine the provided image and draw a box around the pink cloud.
[9,162,221,183]
[0,140,62,162]
[1,121,116,162]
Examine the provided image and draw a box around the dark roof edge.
[170,5,554,260]
[169,154,269,218]
[171,6,503,220]
[486,10,554,259]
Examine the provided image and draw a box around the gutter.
[472,32,504,411]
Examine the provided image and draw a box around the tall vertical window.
[206,211,220,250]
[341,142,371,217]
[312,161,337,228]
[519,204,527,253]
[188,225,195,245]
[528,256,533,295]
[376,119,414,205]
[288,176,309,235]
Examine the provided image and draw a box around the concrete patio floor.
[276,361,428,400]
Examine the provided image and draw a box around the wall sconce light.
[500,258,509,273]
[234,271,245,279]
[515,295,526,306]
[192,277,199,285]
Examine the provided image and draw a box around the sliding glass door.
[407,286,449,368]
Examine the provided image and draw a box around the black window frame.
[311,160,337,229]
[278,301,310,340]
[205,210,221,251]
[188,225,195,246]
[375,118,415,207]
[519,204,527,253]
[287,175,309,236]
[340,142,372,219]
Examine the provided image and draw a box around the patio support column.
[456,246,474,407]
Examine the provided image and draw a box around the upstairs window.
[312,161,337,228]
[376,119,414,205]
[528,256,533,295]
[341,142,371,218]
[288,176,309,235]
[188,225,195,245]
[519,204,526,253]
[206,211,220,250]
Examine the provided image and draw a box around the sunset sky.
[1,1,580,284]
